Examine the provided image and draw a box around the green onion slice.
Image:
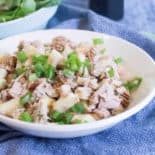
[114,57,123,64]
[16,68,27,76]
[63,112,73,124]
[20,92,32,106]
[93,38,104,45]
[17,51,27,63]
[123,77,142,92]
[32,55,48,64]
[50,111,73,124]
[108,67,115,78]
[20,112,33,122]
[63,68,74,77]
[51,111,63,122]
[100,48,106,54]
[44,64,55,80]
[70,103,85,114]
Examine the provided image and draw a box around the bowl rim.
[0,6,58,26]
[0,29,154,133]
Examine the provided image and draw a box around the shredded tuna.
[8,75,28,98]
[88,79,129,118]
[33,79,58,99]
[9,81,27,98]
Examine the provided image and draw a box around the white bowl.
[0,6,58,39]
[0,29,154,138]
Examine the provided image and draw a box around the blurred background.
[63,0,155,34]
[0,0,155,39]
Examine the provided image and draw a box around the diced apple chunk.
[0,99,20,117]
[48,49,63,67]
[53,93,79,113]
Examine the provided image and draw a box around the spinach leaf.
[0,0,61,23]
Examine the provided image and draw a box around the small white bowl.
[0,29,154,138]
[0,6,58,39]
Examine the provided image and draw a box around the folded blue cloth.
[0,5,155,155]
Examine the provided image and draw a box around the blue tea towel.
[0,5,155,155]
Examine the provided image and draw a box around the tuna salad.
[0,36,142,124]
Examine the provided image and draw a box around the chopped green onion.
[64,52,91,76]
[28,73,38,81]
[70,62,79,71]
[50,111,73,124]
[20,112,33,122]
[70,103,85,114]
[93,38,104,45]
[108,67,115,78]
[32,55,48,64]
[34,63,55,80]
[17,51,27,63]
[67,52,81,71]
[100,48,106,54]
[20,92,32,106]
[63,68,74,77]
[32,54,55,80]
[34,63,44,77]
[16,68,27,76]
[64,52,81,73]
[81,59,91,75]
[68,52,78,60]
[83,59,91,68]
[114,57,123,64]
[51,111,63,122]
[44,64,55,80]
[123,77,142,92]
[81,65,87,76]
[63,112,73,124]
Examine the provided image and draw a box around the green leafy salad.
[0,0,61,22]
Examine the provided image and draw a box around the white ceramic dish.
[0,29,154,138]
[0,6,58,39]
